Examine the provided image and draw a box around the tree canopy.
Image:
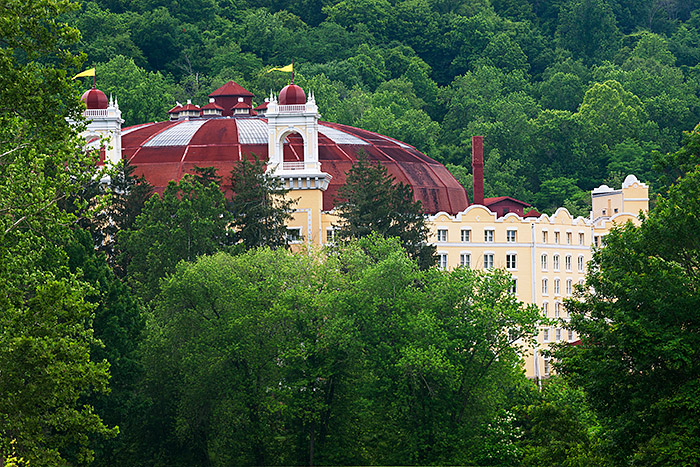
[554,126,700,465]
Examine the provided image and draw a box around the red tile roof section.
[117,118,469,214]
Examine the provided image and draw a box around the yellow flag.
[267,64,293,73]
[72,68,96,80]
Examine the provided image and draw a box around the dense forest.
[73,0,700,213]
[2,0,700,465]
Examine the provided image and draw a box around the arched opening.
[279,129,305,170]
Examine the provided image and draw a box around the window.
[553,254,560,271]
[544,359,551,376]
[286,227,302,243]
[543,328,550,343]
[565,255,572,271]
[579,232,584,245]
[554,279,560,295]
[509,279,517,294]
[484,253,494,269]
[579,278,585,286]
[542,302,549,317]
[438,253,448,270]
[614,208,618,213]
[460,253,471,268]
[542,278,548,295]
[542,231,548,243]
[326,228,336,243]
[566,279,572,295]
[541,254,547,270]
[555,302,561,318]
[578,255,584,272]
[568,330,574,341]
[594,236,600,247]
[507,230,517,242]
[506,253,517,270]
[554,231,560,244]
[555,328,562,342]
[437,229,448,242]
[484,229,494,242]
[566,232,572,244]
[461,229,471,242]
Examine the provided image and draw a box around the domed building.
[82,79,650,383]
[112,80,468,215]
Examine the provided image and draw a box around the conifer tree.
[228,156,294,249]
[335,153,435,267]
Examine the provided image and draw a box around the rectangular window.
[553,255,560,271]
[326,228,336,243]
[566,279,572,295]
[507,230,517,242]
[565,255,572,271]
[555,302,561,318]
[484,253,494,269]
[555,232,560,244]
[544,359,551,376]
[579,232,584,245]
[542,231,548,243]
[578,255,584,272]
[555,328,562,342]
[594,236,600,247]
[566,232,572,244]
[438,253,448,270]
[509,279,517,294]
[568,330,574,341]
[461,229,471,242]
[286,227,302,243]
[484,229,494,242]
[460,253,471,268]
[542,302,549,317]
[554,279,561,295]
[437,229,448,242]
[543,328,550,343]
[542,278,548,295]
[541,254,547,270]
[506,253,517,269]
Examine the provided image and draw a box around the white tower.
[266,83,331,190]
[80,87,124,166]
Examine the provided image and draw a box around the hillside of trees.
[3,0,700,465]
[72,0,700,213]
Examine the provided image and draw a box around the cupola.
[168,102,183,120]
[81,87,109,110]
[279,83,306,105]
[201,98,224,117]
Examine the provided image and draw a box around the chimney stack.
[472,135,484,205]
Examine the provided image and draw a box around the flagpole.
[291,59,294,84]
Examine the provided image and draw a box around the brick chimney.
[472,136,484,205]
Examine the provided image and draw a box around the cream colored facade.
[284,174,649,381]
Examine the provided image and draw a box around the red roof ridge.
[210,80,254,97]
[232,101,252,109]
[201,102,224,110]
[484,196,531,207]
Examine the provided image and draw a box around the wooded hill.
[71,0,700,214]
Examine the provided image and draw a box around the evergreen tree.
[335,153,435,267]
[228,155,294,250]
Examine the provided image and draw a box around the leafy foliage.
[133,235,541,465]
[554,133,700,465]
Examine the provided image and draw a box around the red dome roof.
[81,87,108,109]
[118,118,468,214]
[279,83,306,105]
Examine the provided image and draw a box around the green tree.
[120,174,232,301]
[554,135,700,464]
[556,0,622,62]
[335,153,435,268]
[228,156,294,250]
[0,0,116,463]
